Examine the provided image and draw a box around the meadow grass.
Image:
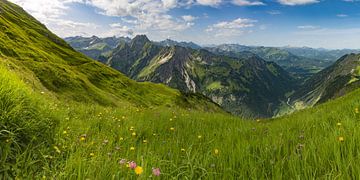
[23,88,359,179]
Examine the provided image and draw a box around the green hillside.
[0,0,220,111]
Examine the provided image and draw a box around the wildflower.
[122,116,126,119]
[337,122,342,127]
[130,147,135,151]
[80,137,86,141]
[130,126,134,131]
[338,136,344,142]
[214,149,219,155]
[169,118,173,121]
[256,119,261,123]
[181,148,186,152]
[152,168,161,176]
[63,130,68,135]
[355,107,359,114]
[5,139,10,143]
[170,127,175,131]
[120,137,124,141]
[198,135,202,139]
[115,146,121,151]
[89,153,95,157]
[143,139,148,144]
[135,166,143,175]
[119,159,126,165]
[132,132,136,136]
[153,133,157,136]
[129,161,137,169]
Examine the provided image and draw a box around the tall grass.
[0,66,56,178]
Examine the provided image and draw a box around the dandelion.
[153,133,157,136]
[214,149,219,155]
[129,161,137,169]
[355,107,359,114]
[170,127,175,131]
[143,139,148,144]
[120,137,124,141]
[169,118,173,121]
[152,168,161,176]
[337,122,342,127]
[338,136,344,142]
[130,147,135,151]
[132,132,136,136]
[89,153,95,157]
[63,130,68,135]
[198,135,202,139]
[130,126,134,131]
[80,137,86,141]
[122,116,126,120]
[181,148,186,152]
[135,166,143,175]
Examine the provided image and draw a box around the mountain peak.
[130,35,150,49]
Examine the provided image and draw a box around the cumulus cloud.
[196,0,222,6]
[277,0,319,5]
[182,15,197,22]
[206,18,257,37]
[231,0,265,6]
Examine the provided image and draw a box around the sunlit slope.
[0,0,220,111]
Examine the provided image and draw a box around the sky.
[7,0,360,49]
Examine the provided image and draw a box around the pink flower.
[129,161,137,169]
[152,168,161,176]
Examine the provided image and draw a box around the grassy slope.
[13,82,356,179]
[0,0,219,111]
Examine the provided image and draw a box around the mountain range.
[65,35,360,118]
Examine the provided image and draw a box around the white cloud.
[182,15,197,22]
[196,0,222,6]
[277,0,319,5]
[231,0,265,6]
[206,18,257,37]
[337,14,348,17]
[297,25,319,29]
[267,10,282,15]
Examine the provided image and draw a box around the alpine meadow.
[1,0,360,179]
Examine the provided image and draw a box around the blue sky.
[8,0,360,49]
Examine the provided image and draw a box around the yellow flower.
[338,136,344,142]
[355,107,359,114]
[143,140,148,144]
[130,126,134,131]
[181,148,186,152]
[153,133,157,136]
[132,132,137,136]
[256,119,261,123]
[130,147,135,151]
[120,137,124,141]
[122,116,126,119]
[198,135,202,139]
[80,137,86,141]
[63,130,68,135]
[89,153,95,157]
[337,122,342,127]
[170,127,175,131]
[134,166,143,175]
[169,118,173,121]
[214,149,219,155]
[5,139,10,143]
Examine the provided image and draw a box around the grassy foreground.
[1,64,360,179]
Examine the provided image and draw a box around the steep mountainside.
[290,53,360,108]
[282,46,360,61]
[105,35,298,118]
[0,0,220,111]
[64,36,130,61]
[206,44,333,78]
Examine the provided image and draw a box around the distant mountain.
[205,44,333,79]
[155,39,202,49]
[64,36,130,61]
[282,46,360,62]
[290,53,360,108]
[105,35,298,118]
